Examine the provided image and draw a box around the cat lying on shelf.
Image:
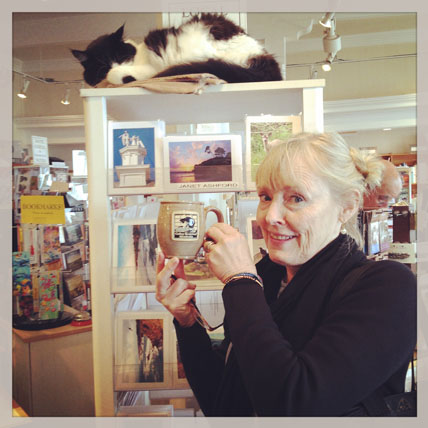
[71,13,283,87]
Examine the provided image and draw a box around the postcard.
[172,337,189,389]
[12,251,32,296]
[63,248,83,272]
[38,271,61,320]
[63,223,84,245]
[108,121,165,195]
[163,134,243,192]
[21,224,39,266]
[112,218,158,293]
[182,258,223,289]
[245,115,302,190]
[115,311,173,390]
[64,273,87,311]
[246,216,268,263]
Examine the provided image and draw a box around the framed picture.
[245,115,302,190]
[163,134,243,192]
[112,218,158,293]
[246,216,268,263]
[171,336,189,389]
[108,121,165,195]
[115,311,173,390]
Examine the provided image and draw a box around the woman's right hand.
[155,250,197,327]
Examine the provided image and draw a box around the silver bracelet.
[224,272,263,288]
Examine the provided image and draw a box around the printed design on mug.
[171,211,199,241]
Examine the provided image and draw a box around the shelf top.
[80,79,325,123]
[13,322,92,343]
[80,79,325,98]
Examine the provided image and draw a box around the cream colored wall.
[286,49,416,101]
[342,128,416,155]
[49,143,85,168]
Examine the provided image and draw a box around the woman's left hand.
[204,223,257,283]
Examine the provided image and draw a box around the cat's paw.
[107,64,157,84]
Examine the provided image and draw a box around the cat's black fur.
[71,13,282,86]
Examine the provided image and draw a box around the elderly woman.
[156,133,416,416]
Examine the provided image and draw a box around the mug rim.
[160,201,203,205]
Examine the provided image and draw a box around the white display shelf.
[81,79,325,416]
[110,266,223,294]
[81,79,325,126]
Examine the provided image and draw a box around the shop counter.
[13,318,95,416]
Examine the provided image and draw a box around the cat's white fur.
[106,21,265,84]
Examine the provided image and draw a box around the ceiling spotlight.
[319,12,335,28]
[17,79,30,99]
[322,62,332,72]
[61,88,71,105]
[321,16,341,71]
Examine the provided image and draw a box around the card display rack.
[81,79,325,416]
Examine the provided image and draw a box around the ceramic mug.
[157,201,224,260]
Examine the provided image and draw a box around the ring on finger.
[204,240,215,252]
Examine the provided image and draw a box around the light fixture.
[319,12,335,28]
[321,14,341,71]
[61,88,71,105]
[17,79,30,99]
[310,66,318,79]
[321,62,332,72]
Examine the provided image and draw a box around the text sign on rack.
[20,195,65,225]
[31,136,49,166]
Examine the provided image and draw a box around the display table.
[13,320,95,416]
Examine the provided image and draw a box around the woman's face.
[256,160,343,277]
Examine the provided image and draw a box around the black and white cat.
[71,13,282,86]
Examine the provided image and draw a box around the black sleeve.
[173,319,229,416]
[222,261,416,416]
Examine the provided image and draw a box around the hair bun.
[350,147,383,191]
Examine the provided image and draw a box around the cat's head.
[71,25,137,86]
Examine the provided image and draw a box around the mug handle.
[204,206,224,224]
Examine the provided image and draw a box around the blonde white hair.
[255,132,384,248]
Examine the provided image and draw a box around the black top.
[174,234,416,416]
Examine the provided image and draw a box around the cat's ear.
[71,49,88,63]
[113,25,125,40]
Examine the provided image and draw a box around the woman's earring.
[340,224,347,234]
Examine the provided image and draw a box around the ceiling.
[12,12,417,139]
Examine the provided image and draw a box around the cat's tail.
[152,55,283,83]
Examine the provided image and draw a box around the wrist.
[224,272,263,288]
[176,317,197,328]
